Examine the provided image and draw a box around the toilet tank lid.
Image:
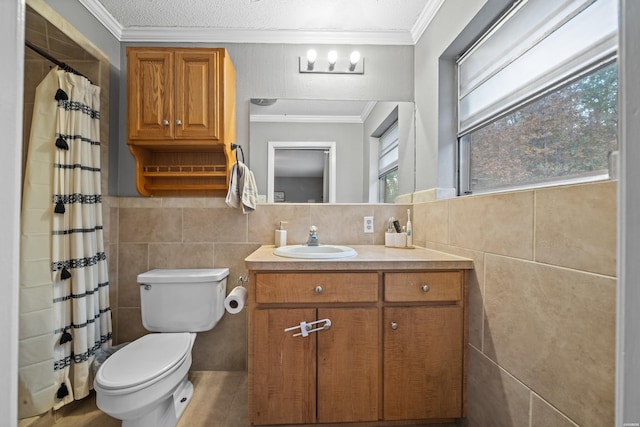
[137,268,229,284]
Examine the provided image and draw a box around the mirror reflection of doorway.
[267,141,336,203]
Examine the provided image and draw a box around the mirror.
[268,141,336,203]
[250,99,415,203]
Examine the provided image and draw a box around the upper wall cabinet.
[126,47,236,196]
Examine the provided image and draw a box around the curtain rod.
[25,40,90,82]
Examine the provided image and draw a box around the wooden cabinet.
[126,47,236,196]
[248,269,467,426]
[250,273,379,425]
[383,271,465,420]
[252,308,316,425]
[127,49,173,140]
[384,271,462,302]
[383,306,463,419]
[255,272,378,303]
[127,48,223,141]
[317,307,379,423]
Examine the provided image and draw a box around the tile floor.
[43,371,248,427]
[21,370,457,427]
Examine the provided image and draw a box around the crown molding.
[120,27,415,45]
[77,0,417,45]
[360,101,377,122]
[78,0,123,40]
[410,0,445,43]
[250,115,364,124]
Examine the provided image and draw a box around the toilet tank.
[137,268,229,333]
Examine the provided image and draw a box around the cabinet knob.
[162,119,169,126]
[390,322,398,330]
[315,286,323,294]
[421,284,430,293]
[175,119,182,126]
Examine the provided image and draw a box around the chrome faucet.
[306,225,320,246]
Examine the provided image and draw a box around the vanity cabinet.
[250,273,379,425]
[126,47,236,196]
[251,307,316,425]
[383,272,464,420]
[247,267,468,426]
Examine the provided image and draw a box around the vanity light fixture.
[299,49,364,74]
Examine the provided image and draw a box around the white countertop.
[245,245,473,271]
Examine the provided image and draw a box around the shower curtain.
[19,68,112,418]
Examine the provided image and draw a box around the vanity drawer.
[384,271,462,302]
[255,273,378,304]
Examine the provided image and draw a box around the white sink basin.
[273,244,357,259]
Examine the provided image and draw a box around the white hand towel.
[225,161,243,209]
[242,169,258,214]
[226,161,258,214]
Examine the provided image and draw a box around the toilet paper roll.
[224,286,248,314]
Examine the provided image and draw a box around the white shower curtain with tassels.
[19,68,112,417]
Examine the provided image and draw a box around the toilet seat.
[95,333,192,391]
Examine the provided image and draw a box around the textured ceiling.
[84,0,441,43]
[96,0,430,31]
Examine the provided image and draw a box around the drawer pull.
[421,284,430,293]
[315,286,323,294]
[390,322,398,330]
[162,119,169,126]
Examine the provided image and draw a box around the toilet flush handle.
[142,284,151,291]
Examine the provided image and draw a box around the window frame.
[377,121,399,202]
[456,0,618,195]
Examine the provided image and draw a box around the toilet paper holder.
[225,279,249,315]
[237,276,248,286]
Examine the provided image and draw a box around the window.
[457,0,618,194]
[378,122,399,202]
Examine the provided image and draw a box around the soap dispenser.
[275,221,288,247]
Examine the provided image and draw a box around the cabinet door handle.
[162,119,169,126]
[315,286,323,294]
[390,321,398,330]
[421,284,430,293]
[175,119,183,126]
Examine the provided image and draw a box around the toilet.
[94,268,229,427]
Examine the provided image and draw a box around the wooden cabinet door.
[251,308,316,425]
[383,306,463,420]
[174,50,221,140]
[317,308,379,423]
[127,49,173,139]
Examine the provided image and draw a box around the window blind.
[457,0,617,134]
[378,122,399,177]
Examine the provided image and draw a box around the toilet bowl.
[94,333,195,427]
[94,268,229,427]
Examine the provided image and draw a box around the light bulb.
[327,50,338,65]
[306,49,317,64]
[349,50,361,65]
